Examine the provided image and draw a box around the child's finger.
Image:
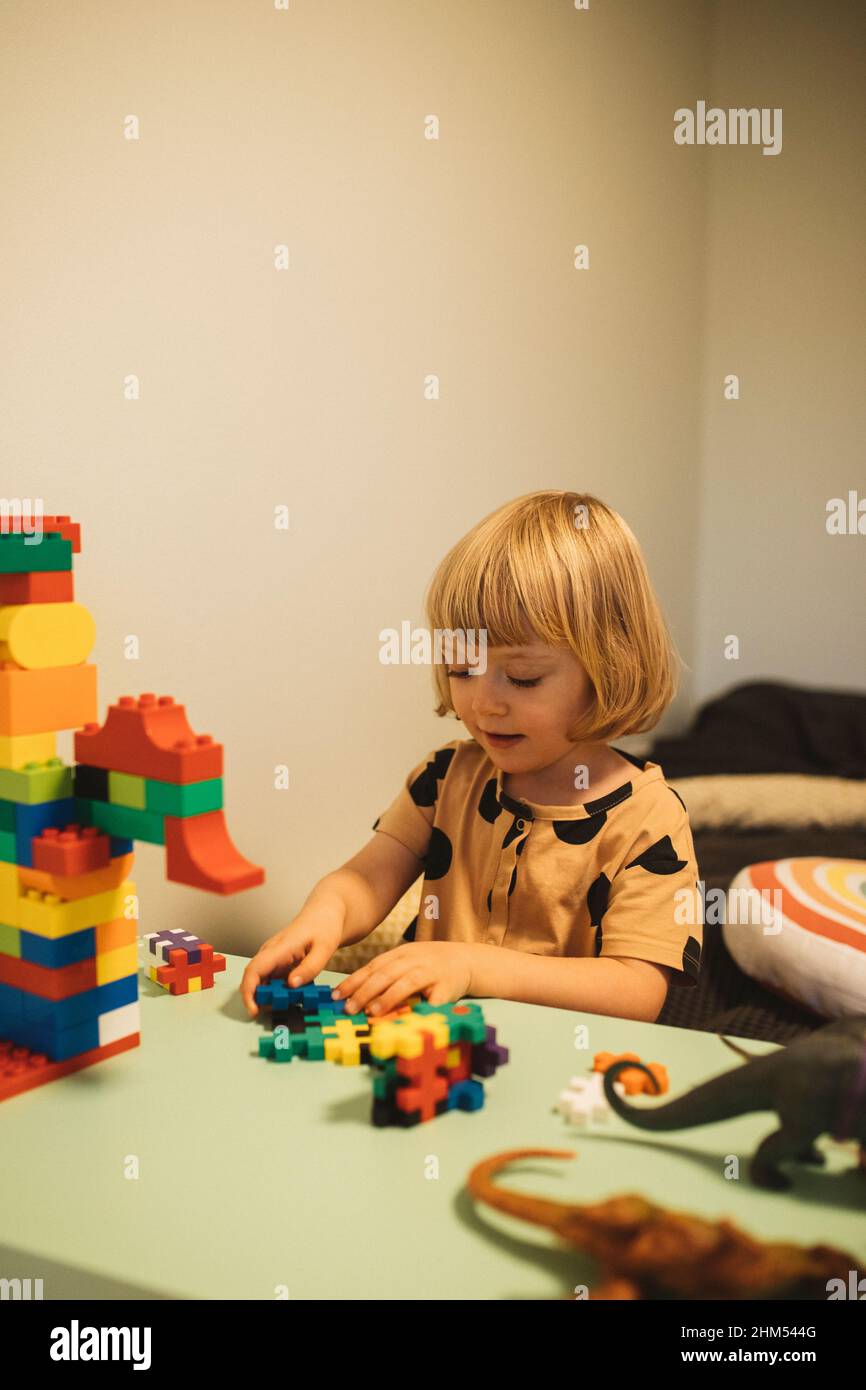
[342,959,407,1015]
[366,968,431,1018]
[331,960,374,1000]
[286,939,337,989]
[240,941,303,1016]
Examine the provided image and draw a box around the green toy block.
[0,759,74,805]
[372,1056,398,1098]
[0,800,15,833]
[413,999,488,1044]
[0,921,21,958]
[144,776,223,817]
[304,1027,326,1060]
[0,531,73,573]
[108,770,146,810]
[0,829,18,863]
[89,799,165,845]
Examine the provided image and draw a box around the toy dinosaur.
[467,1147,860,1299]
[0,509,264,1101]
[601,1015,866,1191]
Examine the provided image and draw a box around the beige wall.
[1,1,858,952]
[695,0,865,700]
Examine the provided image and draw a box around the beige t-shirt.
[372,737,702,986]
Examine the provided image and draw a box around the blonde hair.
[424,490,682,743]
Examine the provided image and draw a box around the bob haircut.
[424,490,682,744]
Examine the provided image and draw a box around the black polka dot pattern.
[625,835,687,875]
[410,746,456,808]
[422,826,453,881]
[587,872,611,928]
[681,935,701,978]
[478,778,502,824]
[552,815,607,845]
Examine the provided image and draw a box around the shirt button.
[516,819,525,830]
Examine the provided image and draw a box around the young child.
[241,491,703,1023]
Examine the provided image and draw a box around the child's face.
[446,637,595,770]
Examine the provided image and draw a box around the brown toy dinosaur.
[467,1148,860,1299]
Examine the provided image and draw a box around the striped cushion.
[722,858,866,1019]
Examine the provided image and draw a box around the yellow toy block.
[108,770,146,810]
[96,943,139,985]
[0,602,96,669]
[0,863,21,926]
[322,1018,364,1064]
[19,880,136,940]
[369,1012,450,1061]
[188,976,202,992]
[0,731,56,770]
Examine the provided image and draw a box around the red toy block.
[0,952,97,999]
[151,943,227,994]
[164,810,265,895]
[0,570,75,604]
[74,694,224,782]
[394,1032,450,1122]
[0,1032,139,1103]
[32,824,111,876]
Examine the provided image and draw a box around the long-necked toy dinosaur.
[602,1015,866,1190]
[467,1148,861,1299]
[0,511,264,1101]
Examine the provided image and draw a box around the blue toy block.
[447,1078,485,1112]
[20,925,97,968]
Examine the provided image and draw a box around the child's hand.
[331,942,474,1017]
[240,913,344,1018]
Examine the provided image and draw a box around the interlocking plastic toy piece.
[75,695,223,782]
[0,509,265,1102]
[556,1071,627,1126]
[593,1051,669,1097]
[254,976,509,1128]
[32,825,111,877]
[143,930,226,995]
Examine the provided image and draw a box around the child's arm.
[240,832,422,1015]
[464,946,671,1022]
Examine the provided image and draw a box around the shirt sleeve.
[371,742,458,861]
[597,796,703,986]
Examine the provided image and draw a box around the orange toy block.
[0,1033,139,1103]
[0,663,98,736]
[32,825,111,876]
[0,571,74,604]
[593,1051,669,1096]
[96,917,137,952]
[74,693,223,782]
[18,853,134,900]
[164,810,265,894]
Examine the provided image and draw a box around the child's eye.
[446,669,541,688]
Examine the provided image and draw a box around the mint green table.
[1,955,863,1299]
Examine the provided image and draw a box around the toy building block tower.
[0,511,264,1102]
